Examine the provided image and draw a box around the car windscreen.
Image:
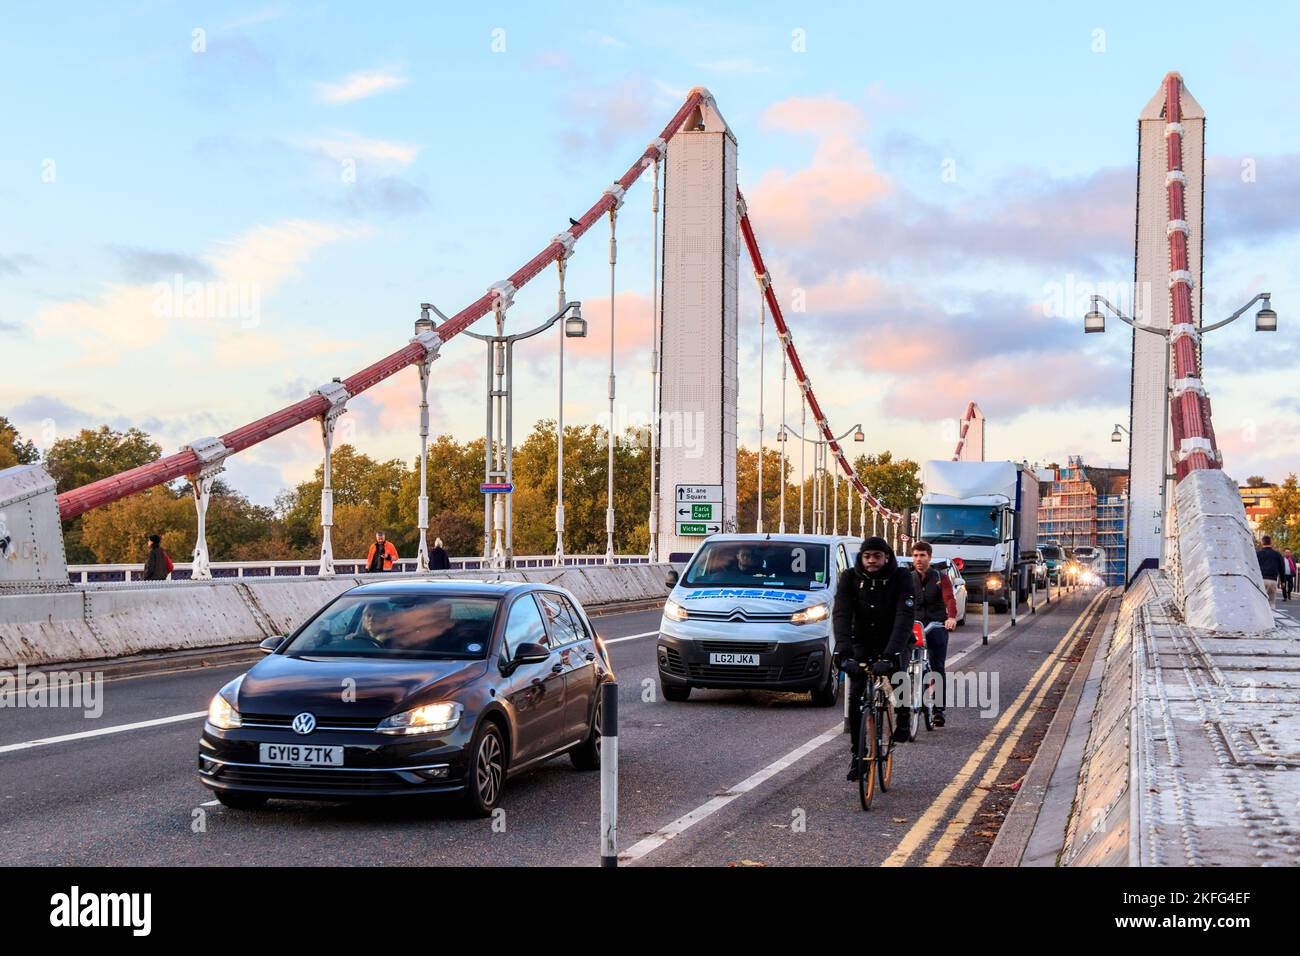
[681,541,829,590]
[919,504,1000,544]
[283,594,500,660]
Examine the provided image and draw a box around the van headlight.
[377,702,463,735]
[206,676,243,730]
[663,599,688,622]
[986,574,1004,592]
[790,603,829,625]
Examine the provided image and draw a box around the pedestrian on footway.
[832,535,919,781]
[366,531,399,573]
[142,533,172,581]
[430,536,451,571]
[1257,535,1284,608]
[1282,548,1295,602]
[910,539,957,727]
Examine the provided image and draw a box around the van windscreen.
[682,541,829,590]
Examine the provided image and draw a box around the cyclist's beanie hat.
[859,536,892,556]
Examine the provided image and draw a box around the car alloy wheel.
[475,729,504,808]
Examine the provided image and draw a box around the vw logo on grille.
[291,712,317,735]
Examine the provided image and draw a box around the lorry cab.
[917,459,1040,612]
[656,533,861,706]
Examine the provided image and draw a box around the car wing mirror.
[512,642,551,665]
[259,635,286,654]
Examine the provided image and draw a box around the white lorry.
[915,460,1040,613]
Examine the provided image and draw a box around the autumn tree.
[44,426,163,563]
[1262,474,1299,551]
[0,417,39,470]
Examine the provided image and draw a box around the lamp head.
[1084,301,1106,333]
[1255,297,1277,332]
[564,302,587,338]
[415,305,436,335]
[1111,426,1123,443]
[853,426,865,442]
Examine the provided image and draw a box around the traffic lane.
[629,589,1098,866]
[0,606,665,748]
[0,606,848,865]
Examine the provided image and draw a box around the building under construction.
[1038,456,1129,585]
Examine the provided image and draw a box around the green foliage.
[0,416,39,470]
[1262,474,1299,551]
[51,419,924,565]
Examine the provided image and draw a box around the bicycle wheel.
[922,665,935,732]
[907,662,922,741]
[858,702,876,811]
[876,692,894,792]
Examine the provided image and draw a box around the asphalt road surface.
[0,587,1106,866]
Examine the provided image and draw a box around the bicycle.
[846,658,897,811]
[905,623,942,741]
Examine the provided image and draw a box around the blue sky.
[2,1,1297,505]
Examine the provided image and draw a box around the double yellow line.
[882,588,1110,867]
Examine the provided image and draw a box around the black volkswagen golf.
[198,580,613,816]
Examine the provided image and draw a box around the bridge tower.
[655,90,738,560]
[1128,74,1205,578]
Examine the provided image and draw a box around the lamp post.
[1086,291,1276,561]
[779,422,864,534]
[413,304,444,571]
[1111,423,1130,444]
[463,301,586,569]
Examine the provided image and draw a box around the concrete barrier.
[0,564,674,669]
[1059,568,1300,866]
[1173,468,1273,633]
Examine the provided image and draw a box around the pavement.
[0,588,1105,867]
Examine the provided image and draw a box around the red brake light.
[953,557,965,571]
[912,622,925,646]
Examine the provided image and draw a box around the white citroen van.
[657,533,862,705]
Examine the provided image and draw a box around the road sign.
[480,482,514,493]
[675,484,722,536]
[677,522,720,535]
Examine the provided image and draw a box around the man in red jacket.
[910,540,957,727]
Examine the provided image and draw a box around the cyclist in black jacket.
[833,535,919,780]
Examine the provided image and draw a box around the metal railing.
[66,554,652,584]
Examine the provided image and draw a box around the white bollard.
[982,594,990,645]
[1031,576,1037,614]
[600,681,619,867]
[1010,580,1017,627]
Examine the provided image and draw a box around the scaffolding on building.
[1038,455,1128,586]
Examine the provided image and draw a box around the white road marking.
[620,725,842,864]
[0,711,206,754]
[604,630,659,644]
[618,594,1075,863]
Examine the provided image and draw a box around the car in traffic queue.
[1039,543,1066,583]
[656,533,862,705]
[198,580,613,816]
[896,555,969,627]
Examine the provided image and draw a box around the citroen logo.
[727,608,746,622]
[291,712,317,735]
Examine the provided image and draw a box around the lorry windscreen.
[919,505,1000,544]
[682,541,829,590]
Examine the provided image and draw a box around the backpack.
[164,552,174,575]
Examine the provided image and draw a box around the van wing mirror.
[665,569,679,587]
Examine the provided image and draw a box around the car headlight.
[377,701,463,736]
[207,694,241,730]
[206,677,243,730]
[663,599,688,622]
[790,603,829,625]
[986,574,1004,591]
